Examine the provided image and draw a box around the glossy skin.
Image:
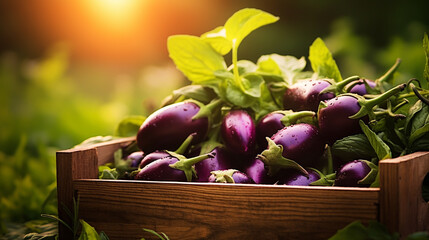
[135,156,188,181]
[271,123,325,168]
[221,110,256,156]
[208,170,255,184]
[283,79,335,112]
[243,158,275,184]
[138,151,169,169]
[318,95,368,144]
[278,169,320,186]
[126,151,145,168]
[136,101,208,153]
[334,160,371,187]
[194,147,234,182]
[256,112,285,150]
[347,79,376,95]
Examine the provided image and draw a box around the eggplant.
[194,146,235,182]
[135,152,214,182]
[334,160,377,187]
[138,133,195,169]
[243,157,275,184]
[318,83,406,144]
[137,99,222,153]
[278,168,320,186]
[346,79,376,95]
[269,123,325,168]
[125,151,144,168]
[283,79,335,112]
[256,110,315,150]
[208,169,255,184]
[221,109,256,156]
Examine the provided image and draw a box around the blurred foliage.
[0,44,185,236]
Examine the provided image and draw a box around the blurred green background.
[0,0,428,238]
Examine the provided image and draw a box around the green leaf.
[257,54,306,85]
[114,115,146,137]
[201,26,231,55]
[328,221,369,240]
[359,121,392,160]
[78,220,101,240]
[224,8,279,48]
[236,60,258,75]
[224,78,258,107]
[99,232,110,240]
[309,37,342,82]
[99,167,119,180]
[241,74,264,98]
[423,33,429,89]
[331,134,377,163]
[406,231,429,240]
[409,124,429,145]
[142,228,170,240]
[167,35,226,83]
[74,136,115,148]
[161,85,217,106]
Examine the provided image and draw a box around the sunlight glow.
[87,0,145,31]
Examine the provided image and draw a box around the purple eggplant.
[269,123,325,168]
[346,79,376,95]
[318,83,406,144]
[256,110,316,150]
[194,147,235,182]
[243,157,275,184]
[138,133,195,169]
[135,152,214,182]
[221,109,256,156]
[278,168,320,186]
[208,169,255,184]
[138,151,169,169]
[334,160,377,187]
[137,99,222,153]
[283,79,335,112]
[125,151,145,168]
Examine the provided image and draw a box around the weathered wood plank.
[56,137,134,239]
[74,180,379,240]
[379,151,429,238]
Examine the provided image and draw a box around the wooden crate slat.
[74,179,379,240]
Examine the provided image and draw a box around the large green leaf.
[167,35,227,83]
[224,8,279,48]
[309,37,342,82]
[257,54,306,85]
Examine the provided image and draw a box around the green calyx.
[350,83,406,119]
[210,169,238,183]
[174,133,196,155]
[169,151,215,182]
[320,75,360,95]
[357,160,379,186]
[278,110,316,126]
[257,137,308,177]
[191,98,223,121]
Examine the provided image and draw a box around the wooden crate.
[56,137,429,240]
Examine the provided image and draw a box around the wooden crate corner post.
[379,151,429,238]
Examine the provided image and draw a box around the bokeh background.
[1,0,428,237]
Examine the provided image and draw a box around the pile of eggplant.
[99,8,429,188]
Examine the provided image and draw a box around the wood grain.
[74,180,379,240]
[379,151,429,238]
[56,137,135,240]
[56,138,429,240]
